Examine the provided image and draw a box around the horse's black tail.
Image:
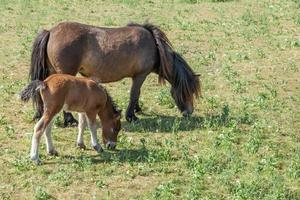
[128,23,201,110]
[29,30,50,117]
[20,80,45,103]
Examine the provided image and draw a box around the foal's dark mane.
[97,84,119,114]
[128,23,201,111]
[106,92,119,114]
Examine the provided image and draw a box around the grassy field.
[0,0,300,199]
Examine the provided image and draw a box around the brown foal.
[20,74,121,164]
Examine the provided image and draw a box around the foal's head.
[101,94,121,150]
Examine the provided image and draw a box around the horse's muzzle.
[182,109,193,117]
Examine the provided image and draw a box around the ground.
[0,0,299,199]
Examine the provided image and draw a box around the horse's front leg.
[63,111,78,127]
[77,113,87,149]
[134,102,142,114]
[126,75,147,122]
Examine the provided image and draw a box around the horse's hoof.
[48,149,59,156]
[134,107,142,114]
[93,145,103,153]
[32,112,42,121]
[126,114,138,123]
[135,110,143,115]
[63,118,78,128]
[77,143,86,150]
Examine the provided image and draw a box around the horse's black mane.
[127,22,201,111]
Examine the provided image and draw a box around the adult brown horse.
[30,22,200,125]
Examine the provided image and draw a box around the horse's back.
[47,22,90,75]
[46,22,158,81]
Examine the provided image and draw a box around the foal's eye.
[110,128,118,134]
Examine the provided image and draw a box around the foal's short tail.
[29,30,50,116]
[20,80,46,103]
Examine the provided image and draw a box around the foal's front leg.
[77,113,87,149]
[86,113,103,153]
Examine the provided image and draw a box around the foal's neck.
[98,101,115,123]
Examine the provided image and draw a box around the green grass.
[0,0,300,199]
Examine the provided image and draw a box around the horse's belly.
[79,64,131,83]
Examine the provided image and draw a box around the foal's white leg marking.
[86,117,102,152]
[30,117,44,162]
[77,113,87,148]
[44,120,57,155]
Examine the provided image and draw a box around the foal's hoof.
[77,143,86,150]
[126,114,138,123]
[33,159,42,165]
[30,157,42,165]
[93,145,104,153]
[48,149,59,156]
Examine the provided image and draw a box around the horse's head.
[168,52,201,118]
[171,87,194,117]
[102,110,121,150]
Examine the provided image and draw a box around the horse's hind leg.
[44,120,58,156]
[77,113,87,149]
[126,74,147,122]
[63,111,78,127]
[86,112,103,153]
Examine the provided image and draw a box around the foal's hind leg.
[30,115,53,164]
[44,120,58,156]
[126,75,147,122]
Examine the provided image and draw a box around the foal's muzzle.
[106,141,116,150]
